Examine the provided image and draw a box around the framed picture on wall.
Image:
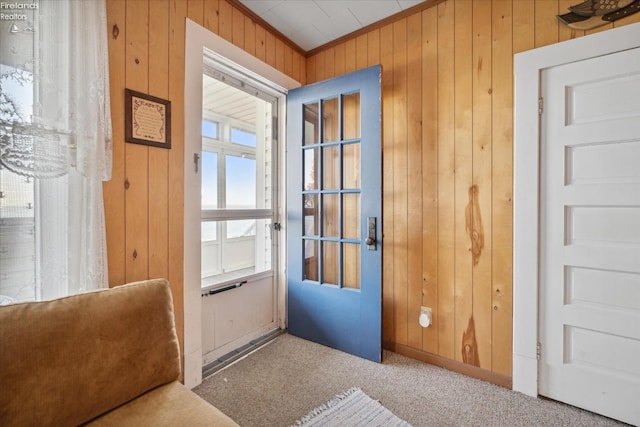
[125,89,171,149]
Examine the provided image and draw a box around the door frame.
[513,22,640,397]
[184,18,300,388]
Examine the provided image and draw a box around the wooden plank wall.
[103,0,640,383]
[104,0,305,357]
[305,0,640,381]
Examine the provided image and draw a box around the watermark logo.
[1,2,38,21]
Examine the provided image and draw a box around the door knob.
[366,217,377,251]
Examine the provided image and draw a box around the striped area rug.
[291,387,412,427]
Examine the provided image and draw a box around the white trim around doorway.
[184,18,300,389]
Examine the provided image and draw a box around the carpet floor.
[193,333,625,427]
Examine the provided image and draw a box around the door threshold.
[202,328,284,380]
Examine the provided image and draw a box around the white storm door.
[539,47,640,425]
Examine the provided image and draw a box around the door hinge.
[273,222,282,231]
[537,342,542,360]
[538,97,544,115]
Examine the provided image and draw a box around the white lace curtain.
[0,0,112,299]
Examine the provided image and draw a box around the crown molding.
[227,0,445,59]
[305,0,446,58]
[225,0,307,56]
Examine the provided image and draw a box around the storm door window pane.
[226,155,256,209]
[227,219,256,239]
[201,219,272,287]
[202,151,218,209]
[201,221,217,241]
[201,221,221,279]
[200,71,277,292]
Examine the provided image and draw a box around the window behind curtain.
[1,62,36,304]
[1,0,112,303]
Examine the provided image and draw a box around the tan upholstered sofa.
[0,279,238,426]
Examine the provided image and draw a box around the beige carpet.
[194,333,625,427]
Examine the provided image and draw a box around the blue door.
[287,65,382,362]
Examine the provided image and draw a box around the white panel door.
[540,47,640,425]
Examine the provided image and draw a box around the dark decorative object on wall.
[125,89,171,149]
[557,0,640,30]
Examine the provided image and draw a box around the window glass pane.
[304,148,318,190]
[0,171,34,219]
[322,98,339,143]
[201,222,218,286]
[1,64,36,303]
[322,145,339,190]
[342,92,360,140]
[202,151,218,209]
[201,221,217,241]
[343,243,360,289]
[304,240,318,282]
[304,194,318,236]
[343,143,360,189]
[226,155,256,209]
[227,219,256,239]
[322,242,339,285]
[1,64,33,120]
[322,194,339,238]
[202,120,218,139]
[201,219,272,288]
[304,103,319,146]
[0,206,36,303]
[343,194,360,239]
[231,128,256,147]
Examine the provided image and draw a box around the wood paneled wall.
[306,0,640,380]
[104,0,305,354]
[104,0,640,383]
